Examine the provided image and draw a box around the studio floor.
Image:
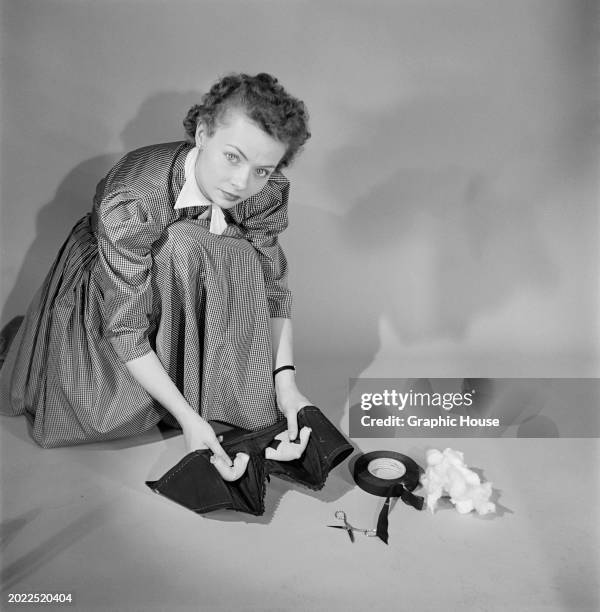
[1,409,598,612]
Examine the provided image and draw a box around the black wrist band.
[273,365,296,379]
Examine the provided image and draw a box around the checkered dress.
[0,141,291,447]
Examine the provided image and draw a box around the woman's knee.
[163,219,206,247]
[154,219,261,273]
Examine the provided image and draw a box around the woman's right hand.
[124,352,245,480]
[181,412,249,481]
[181,412,231,462]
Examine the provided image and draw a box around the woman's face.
[194,109,287,209]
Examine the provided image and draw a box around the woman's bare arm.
[125,351,231,465]
[270,317,311,440]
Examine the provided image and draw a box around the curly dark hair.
[183,73,310,170]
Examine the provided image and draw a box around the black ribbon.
[353,451,424,544]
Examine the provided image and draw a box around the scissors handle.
[353,528,378,536]
[358,529,378,537]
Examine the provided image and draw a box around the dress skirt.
[0,214,282,448]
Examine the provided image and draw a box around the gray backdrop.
[1,1,598,407]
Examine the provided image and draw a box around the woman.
[0,73,312,477]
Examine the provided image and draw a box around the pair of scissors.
[327,510,377,542]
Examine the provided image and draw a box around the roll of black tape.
[353,451,421,498]
[353,451,424,544]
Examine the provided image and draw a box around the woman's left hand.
[275,379,312,442]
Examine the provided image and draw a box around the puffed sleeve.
[94,184,165,362]
[237,176,293,318]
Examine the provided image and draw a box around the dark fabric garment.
[146,406,354,516]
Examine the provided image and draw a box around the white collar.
[174,146,227,234]
[174,146,211,209]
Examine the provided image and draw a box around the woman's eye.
[255,168,269,178]
[224,152,239,162]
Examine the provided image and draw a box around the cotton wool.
[420,448,496,515]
